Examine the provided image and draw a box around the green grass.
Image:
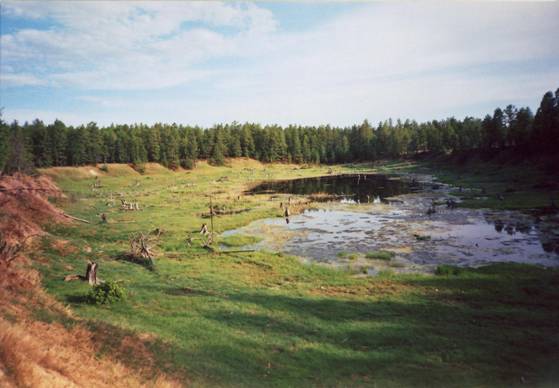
[220,234,262,247]
[34,160,559,387]
[435,264,465,276]
[365,250,395,261]
[372,152,559,211]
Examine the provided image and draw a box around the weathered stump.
[85,261,98,285]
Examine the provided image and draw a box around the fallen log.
[64,274,82,282]
[61,212,91,224]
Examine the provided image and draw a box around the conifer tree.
[210,127,226,165]
[29,119,51,167]
[3,121,33,174]
[240,124,256,158]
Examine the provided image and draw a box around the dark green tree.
[209,126,226,165]
[3,121,33,174]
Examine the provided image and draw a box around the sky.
[1,1,558,127]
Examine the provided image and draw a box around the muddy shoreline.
[226,173,559,274]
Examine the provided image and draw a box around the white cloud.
[1,1,558,125]
[0,73,48,87]
[1,1,277,90]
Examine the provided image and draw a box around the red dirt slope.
[0,173,182,387]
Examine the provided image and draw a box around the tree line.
[1,87,558,174]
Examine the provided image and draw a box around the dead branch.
[0,234,39,264]
[127,232,160,267]
[61,212,91,224]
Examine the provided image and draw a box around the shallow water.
[228,174,559,272]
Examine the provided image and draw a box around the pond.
[246,173,423,203]
[226,174,559,273]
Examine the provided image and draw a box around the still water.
[246,173,421,203]
[228,174,559,272]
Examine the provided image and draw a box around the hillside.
[0,173,179,387]
[1,160,557,386]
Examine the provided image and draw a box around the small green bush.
[87,281,126,304]
[365,250,395,261]
[167,161,179,170]
[99,163,109,172]
[180,158,195,170]
[435,265,464,276]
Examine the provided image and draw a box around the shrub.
[87,281,126,304]
[180,158,195,170]
[99,163,109,173]
[365,250,395,261]
[435,265,464,276]
[167,161,179,171]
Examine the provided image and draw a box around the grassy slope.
[35,159,559,387]
[373,152,559,210]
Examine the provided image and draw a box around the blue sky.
[1,1,558,127]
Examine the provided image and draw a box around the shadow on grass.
[115,252,156,271]
[65,294,90,304]
[188,267,559,386]
[75,264,559,387]
[165,287,220,297]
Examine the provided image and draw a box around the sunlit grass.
[35,159,559,387]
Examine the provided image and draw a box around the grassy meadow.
[33,159,559,387]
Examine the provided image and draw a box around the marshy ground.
[16,158,559,386]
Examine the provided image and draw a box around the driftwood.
[200,208,250,218]
[128,232,159,265]
[62,213,91,224]
[120,199,141,211]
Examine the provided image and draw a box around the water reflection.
[235,174,559,269]
[246,174,421,203]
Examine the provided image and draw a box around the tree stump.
[85,261,98,285]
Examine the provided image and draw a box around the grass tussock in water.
[435,264,466,276]
[366,250,396,261]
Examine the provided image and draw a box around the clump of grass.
[87,281,126,304]
[337,251,359,260]
[365,250,395,261]
[435,264,464,276]
[220,234,262,247]
[377,269,395,277]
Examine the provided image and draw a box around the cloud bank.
[1,1,558,126]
